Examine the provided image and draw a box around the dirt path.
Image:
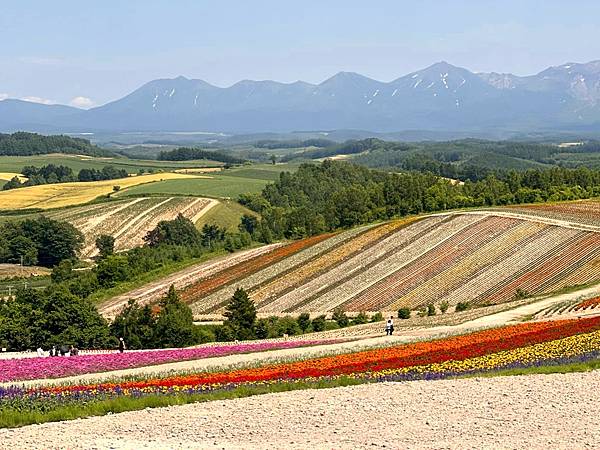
[188,197,219,223]
[3,371,599,449]
[459,210,600,232]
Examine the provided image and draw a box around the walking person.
[118,337,126,353]
[387,316,395,336]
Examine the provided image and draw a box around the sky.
[1,0,600,108]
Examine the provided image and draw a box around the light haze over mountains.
[1,60,599,135]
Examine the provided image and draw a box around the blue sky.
[1,0,599,108]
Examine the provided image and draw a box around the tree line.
[0,132,112,157]
[0,212,260,350]
[239,160,600,240]
[157,147,246,164]
[0,217,83,267]
[2,164,129,190]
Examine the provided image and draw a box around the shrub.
[332,308,349,328]
[351,311,368,325]
[370,312,383,322]
[427,304,436,316]
[397,308,411,320]
[455,302,470,312]
[297,312,311,333]
[514,288,531,300]
[311,315,327,332]
[439,300,449,314]
[95,234,115,259]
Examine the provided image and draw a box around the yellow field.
[0,172,199,210]
[0,172,27,182]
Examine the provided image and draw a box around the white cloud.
[20,96,55,105]
[69,96,95,109]
[0,93,9,101]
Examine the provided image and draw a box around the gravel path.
[3,371,599,449]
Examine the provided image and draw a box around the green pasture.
[0,154,223,174]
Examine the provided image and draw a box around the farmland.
[114,164,297,199]
[149,205,599,319]
[0,154,224,174]
[46,196,217,258]
[0,172,200,210]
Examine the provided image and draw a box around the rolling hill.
[99,199,600,319]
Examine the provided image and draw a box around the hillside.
[46,197,217,258]
[282,138,600,173]
[100,200,599,319]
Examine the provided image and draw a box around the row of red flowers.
[180,232,335,308]
[46,316,600,394]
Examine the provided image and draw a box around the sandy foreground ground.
[2,371,599,449]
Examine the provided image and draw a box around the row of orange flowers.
[46,316,600,395]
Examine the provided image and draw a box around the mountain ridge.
[2,60,600,134]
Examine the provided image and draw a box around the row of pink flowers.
[0,339,342,383]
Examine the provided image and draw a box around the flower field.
[183,210,599,317]
[180,232,338,310]
[504,199,600,227]
[47,196,215,258]
[3,317,600,422]
[0,339,341,383]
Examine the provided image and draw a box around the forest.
[240,160,600,240]
[157,147,246,164]
[2,164,129,190]
[280,138,600,176]
[0,132,112,157]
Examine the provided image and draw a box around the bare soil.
[2,371,599,449]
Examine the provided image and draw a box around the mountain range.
[2,60,600,134]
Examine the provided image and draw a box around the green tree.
[222,287,257,340]
[397,308,411,320]
[153,285,196,348]
[332,307,349,328]
[33,285,111,349]
[110,299,156,349]
[239,214,259,235]
[145,214,201,247]
[297,312,311,333]
[311,315,327,332]
[95,234,115,259]
[51,259,74,283]
[95,255,129,287]
[19,216,83,267]
[351,311,369,325]
[8,235,38,265]
[427,304,436,316]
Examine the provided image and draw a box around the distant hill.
[2,60,600,134]
[0,132,113,157]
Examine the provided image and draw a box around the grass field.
[0,172,200,210]
[0,154,224,174]
[196,200,258,231]
[114,164,297,199]
[114,175,268,198]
